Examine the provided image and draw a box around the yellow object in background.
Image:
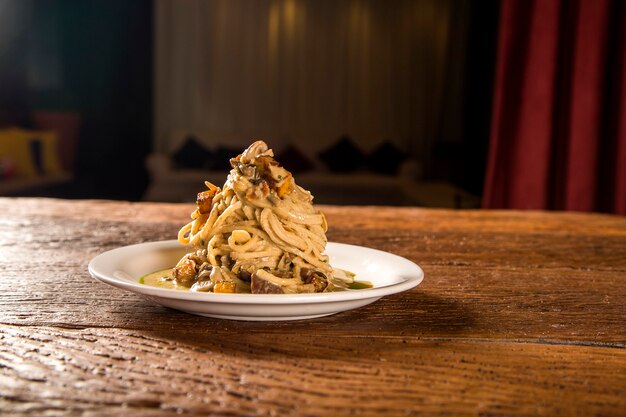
[0,128,63,178]
[0,129,37,178]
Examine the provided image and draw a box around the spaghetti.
[174,140,355,293]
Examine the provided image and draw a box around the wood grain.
[1,325,625,416]
[1,198,625,416]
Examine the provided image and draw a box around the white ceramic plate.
[88,240,424,321]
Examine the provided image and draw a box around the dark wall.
[0,1,30,125]
[460,0,500,195]
[57,1,152,184]
[433,0,500,196]
[0,0,153,200]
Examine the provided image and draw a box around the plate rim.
[88,240,424,305]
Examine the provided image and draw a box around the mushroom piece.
[251,270,318,294]
[301,268,329,292]
[173,258,197,285]
[251,271,285,294]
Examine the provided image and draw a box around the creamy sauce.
[140,268,190,290]
[140,268,372,292]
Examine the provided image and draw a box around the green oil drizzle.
[348,281,373,290]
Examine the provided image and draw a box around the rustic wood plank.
[1,325,625,417]
[1,199,624,344]
[1,198,625,416]
[1,265,625,345]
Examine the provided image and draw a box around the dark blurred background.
[0,0,153,200]
[0,0,508,207]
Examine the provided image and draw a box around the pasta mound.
[175,140,354,294]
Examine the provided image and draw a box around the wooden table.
[1,198,625,416]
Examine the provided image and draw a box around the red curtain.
[483,0,626,214]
